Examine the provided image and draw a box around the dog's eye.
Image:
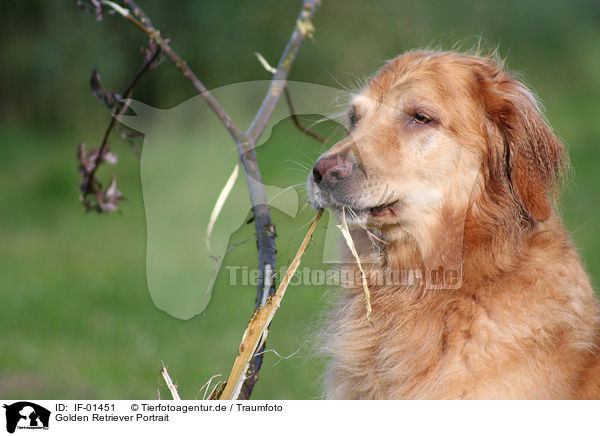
[349,112,358,129]
[413,113,430,124]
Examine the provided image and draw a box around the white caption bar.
[0,400,597,435]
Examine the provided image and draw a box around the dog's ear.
[474,61,566,221]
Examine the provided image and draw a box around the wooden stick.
[93,0,321,399]
[220,210,323,400]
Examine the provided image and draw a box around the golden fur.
[308,50,600,399]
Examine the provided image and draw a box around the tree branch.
[109,0,247,142]
[246,0,318,143]
[86,0,321,399]
[220,210,323,400]
[238,3,321,398]
[79,43,160,212]
[255,52,327,143]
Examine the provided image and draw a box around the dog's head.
[308,51,566,247]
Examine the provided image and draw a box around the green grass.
[0,118,337,400]
[0,109,598,400]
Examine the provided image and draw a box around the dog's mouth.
[367,200,399,217]
[308,176,401,220]
[332,199,400,220]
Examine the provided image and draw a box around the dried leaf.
[254,52,277,74]
[206,164,239,254]
[90,70,118,110]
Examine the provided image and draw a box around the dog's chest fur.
[323,222,600,399]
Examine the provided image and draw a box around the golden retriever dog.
[307,50,600,399]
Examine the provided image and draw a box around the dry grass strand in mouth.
[337,207,374,326]
[347,206,389,246]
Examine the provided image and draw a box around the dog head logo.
[3,402,50,433]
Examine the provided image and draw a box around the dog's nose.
[312,155,353,188]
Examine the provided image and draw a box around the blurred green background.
[1,0,599,400]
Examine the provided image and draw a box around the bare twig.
[220,210,323,400]
[103,0,247,142]
[254,52,328,143]
[79,43,160,212]
[246,0,318,143]
[238,1,320,399]
[160,362,181,400]
[284,86,328,143]
[82,0,321,399]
